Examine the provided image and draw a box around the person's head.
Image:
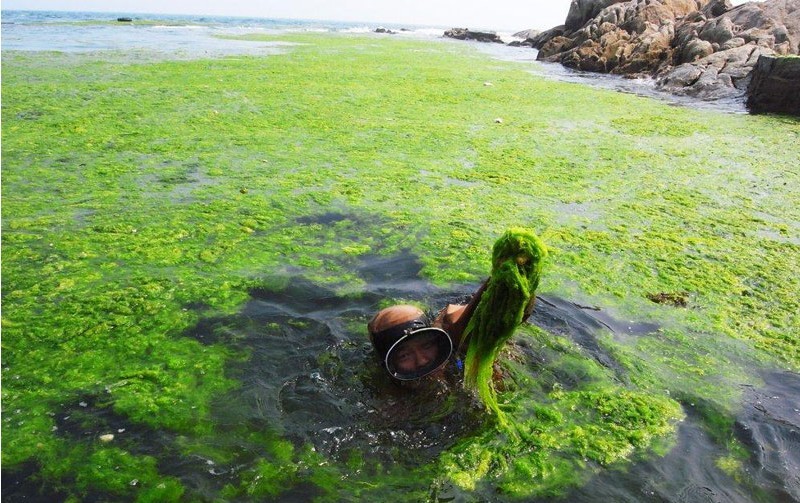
[368,305,453,381]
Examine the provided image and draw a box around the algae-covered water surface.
[3,31,800,502]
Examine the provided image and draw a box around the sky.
[1,0,576,31]
[2,0,759,31]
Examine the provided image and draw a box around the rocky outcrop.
[444,28,504,43]
[536,0,722,74]
[509,29,542,46]
[513,28,542,39]
[531,0,800,101]
[746,55,800,115]
[564,0,628,31]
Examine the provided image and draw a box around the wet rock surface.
[529,0,800,102]
[746,54,800,115]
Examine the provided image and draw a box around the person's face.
[391,332,440,374]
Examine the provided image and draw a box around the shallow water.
[1,11,309,58]
[471,42,749,114]
[0,10,444,58]
[3,10,747,113]
[191,249,800,502]
[2,233,797,501]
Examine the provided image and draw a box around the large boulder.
[565,0,628,31]
[509,29,542,47]
[513,28,542,39]
[657,0,799,98]
[746,54,800,115]
[535,0,714,74]
[529,25,567,48]
[658,41,769,97]
[531,0,800,101]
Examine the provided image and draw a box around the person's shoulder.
[437,304,467,328]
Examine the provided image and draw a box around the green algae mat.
[3,34,799,501]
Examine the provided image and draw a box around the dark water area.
[203,251,484,465]
[183,248,800,502]
[560,369,800,503]
[3,242,799,501]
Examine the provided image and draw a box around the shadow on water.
[531,295,659,383]
[552,369,800,503]
[194,250,486,464]
[530,297,800,503]
[735,370,800,502]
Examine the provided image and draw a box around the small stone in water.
[99,433,114,442]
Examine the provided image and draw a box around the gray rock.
[443,28,504,43]
[678,39,715,63]
[746,54,800,115]
[565,0,629,31]
[659,43,769,96]
[701,0,732,18]
[529,25,567,49]
[656,63,704,89]
[698,16,736,44]
[720,36,746,50]
[513,28,542,39]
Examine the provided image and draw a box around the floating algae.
[462,228,547,422]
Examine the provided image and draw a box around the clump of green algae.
[462,227,546,424]
[438,324,683,500]
[2,31,799,501]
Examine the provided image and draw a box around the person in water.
[367,282,488,382]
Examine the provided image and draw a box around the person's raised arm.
[434,278,489,351]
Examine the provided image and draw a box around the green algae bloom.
[3,30,799,502]
[438,324,684,500]
[462,228,546,423]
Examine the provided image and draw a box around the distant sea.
[0,10,456,55]
[1,10,745,113]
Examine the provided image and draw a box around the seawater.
[472,42,749,114]
[0,10,448,56]
[2,10,745,112]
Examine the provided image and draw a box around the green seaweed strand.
[462,228,547,423]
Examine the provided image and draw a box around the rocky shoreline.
[445,0,800,115]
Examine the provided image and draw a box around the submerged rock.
[529,0,800,103]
